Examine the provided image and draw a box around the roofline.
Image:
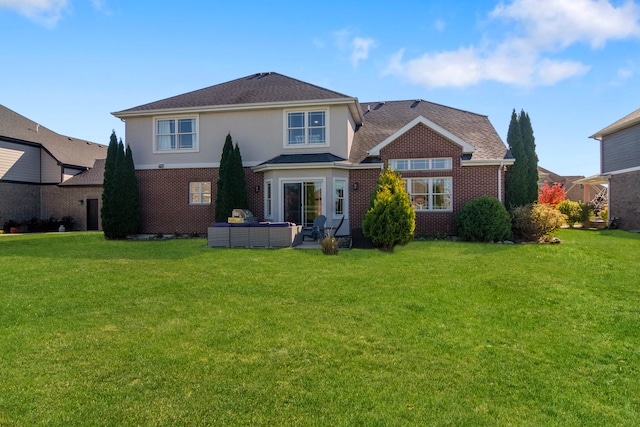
[1,135,99,170]
[590,115,640,139]
[253,161,356,173]
[113,97,364,125]
[367,115,476,156]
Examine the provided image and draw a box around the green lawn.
[1,230,639,426]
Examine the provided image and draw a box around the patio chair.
[301,215,327,241]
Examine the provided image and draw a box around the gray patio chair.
[301,215,327,241]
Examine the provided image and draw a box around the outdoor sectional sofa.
[208,222,301,248]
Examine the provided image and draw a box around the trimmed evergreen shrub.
[362,167,415,251]
[455,196,512,242]
[511,203,566,242]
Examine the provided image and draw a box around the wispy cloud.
[330,29,376,68]
[384,0,640,88]
[0,0,69,27]
[350,37,376,68]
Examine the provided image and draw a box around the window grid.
[404,177,452,211]
[190,182,211,205]
[335,180,345,215]
[286,111,326,145]
[389,158,452,171]
[156,117,197,152]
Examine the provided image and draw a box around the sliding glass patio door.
[283,181,322,227]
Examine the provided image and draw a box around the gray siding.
[0,140,41,183]
[602,123,640,173]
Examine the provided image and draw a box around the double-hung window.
[286,110,327,146]
[264,180,273,219]
[404,177,452,211]
[190,182,211,205]
[156,117,197,152]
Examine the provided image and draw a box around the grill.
[228,209,258,223]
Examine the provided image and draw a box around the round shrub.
[557,200,582,226]
[511,203,566,242]
[455,196,512,242]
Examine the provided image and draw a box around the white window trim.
[264,179,273,219]
[389,157,452,171]
[283,108,330,148]
[189,181,211,205]
[333,178,348,217]
[404,177,453,212]
[153,114,200,154]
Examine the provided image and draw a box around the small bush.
[511,203,566,242]
[455,196,512,242]
[557,200,582,226]
[362,167,415,251]
[578,202,595,224]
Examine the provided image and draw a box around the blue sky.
[2,0,639,176]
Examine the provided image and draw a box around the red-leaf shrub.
[538,180,566,206]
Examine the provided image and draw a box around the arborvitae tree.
[520,111,539,204]
[230,143,248,210]
[123,145,141,234]
[102,133,140,239]
[362,167,415,251]
[215,133,248,222]
[505,109,528,208]
[101,131,119,237]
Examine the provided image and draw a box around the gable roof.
[590,107,640,138]
[113,72,363,123]
[59,159,105,186]
[0,104,107,168]
[350,100,509,164]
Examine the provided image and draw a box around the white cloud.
[0,0,68,26]
[350,37,376,68]
[385,0,640,88]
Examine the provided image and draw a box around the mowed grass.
[0,230,639,426]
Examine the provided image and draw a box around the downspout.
[498,161,505,203]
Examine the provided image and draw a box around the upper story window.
[286,110,327,146]
[155,116,198,152]
[389,158,452,171]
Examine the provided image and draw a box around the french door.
[283,181,323,227]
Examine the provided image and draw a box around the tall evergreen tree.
[102,133,140,239]
[230,143,248,210]
[519,111,539,204]
[215,133,235,222]
[101,131,119,236]
[505,109,528,208]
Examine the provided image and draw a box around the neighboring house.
[538,166,606,206]
[590,107,640,230]
[112,72,514,236]
[0,105,107,230]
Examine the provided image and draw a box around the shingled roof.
[114,72,357,115]
[0,104,107,168]
[350,100,509,164]
[590,107,640,138]
[59,159,105,186]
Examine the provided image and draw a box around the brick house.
[590,107,640,230]
[0,105,107,231]
[112,72,514,236]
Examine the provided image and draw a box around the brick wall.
[609,170,640,230]
[0,182,40,225]
[136,167,264,234]
[41,185,103,231]
[349,123,503,236]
